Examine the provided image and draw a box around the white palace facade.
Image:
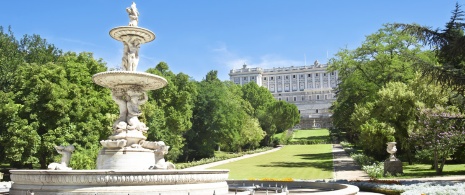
[229,61,337,129]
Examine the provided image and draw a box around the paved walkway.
[332,144,369,180]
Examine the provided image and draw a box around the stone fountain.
[9,2,229,194]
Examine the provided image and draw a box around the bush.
[340,141,352,148]
[288,139,331,145]
[351,153,376,166]
[362,162,384,179]
[175,147,273,169]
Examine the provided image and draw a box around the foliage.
[145,62,198,161]
[185,71,265,160]
[0,47,113,168]
[410,106,465,175]
[269,100,300,133]
[394,3,465,94]
[362,162,384,179]
[175,147,272,169]
[351,153,376,166]
[328,24,427,146]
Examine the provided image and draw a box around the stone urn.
[384,142,403,176]
[386,142,397,161]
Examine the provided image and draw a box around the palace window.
[308,74,312,77]
[317,95,320,100]
[316,73,319,77]
[293,97,297,101]
[292,75,296,79]
[316,109,319,113]
[271,77,274,80]
[263,77,267,80]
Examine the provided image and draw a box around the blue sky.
[0,1,460,81]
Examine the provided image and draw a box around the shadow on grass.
[403,167,465,178]
[257,161,333,171]
[292,136,330,141]
[295,152,333,160]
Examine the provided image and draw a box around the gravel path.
[332,144,370,180]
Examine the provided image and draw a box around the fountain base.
[96,147,155,170]
[9,170,229,195]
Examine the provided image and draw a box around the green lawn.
[395,163,465,178]
[209,145,333,180]
[291,129,329,141]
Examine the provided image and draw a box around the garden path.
[332,143,370,180]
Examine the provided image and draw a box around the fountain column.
[92,2,171,170]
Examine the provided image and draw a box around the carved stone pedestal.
[384,159,403,176]
[96,148,155,170]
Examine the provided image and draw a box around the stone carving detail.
[121,35,141,71]
[48,145,75,170]
[111,87,148,133]
[10,171,229,185]
[386,142,398,161]
[142,141,176,169]
[126,2,139,27]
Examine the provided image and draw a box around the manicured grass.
[291,129,329,142]
[393,163,465,178]
[209,145,333,180]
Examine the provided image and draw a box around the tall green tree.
[411,106,465,175]
[394,3,465,94]
[0,51,114,168]
[240,82,278,146]
[145,62,197,161]
[329,24,429,144]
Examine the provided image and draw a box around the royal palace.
[229,60,338,129]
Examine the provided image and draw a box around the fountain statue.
[8,3,361,194]
[9,3,229,194]
[47,145,75,170]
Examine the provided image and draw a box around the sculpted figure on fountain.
[111,87,148,134]
[48,145,75,170]
[126,87,149,132]
[121,35,141,71]
[126,2,139,27]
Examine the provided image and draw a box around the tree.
[351,82,418,161]
[394,3,465,94]
[240,82,278,146]
[0,51,114,169]
[328,24,429,147]
[411,106,465,175]
[269,101,300,133]
[145,62,198,161]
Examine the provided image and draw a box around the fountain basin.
[92,71,167,90]
[227,180,359,195]
[9,169,229,195]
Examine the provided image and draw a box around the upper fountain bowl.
[92,71,167,90]
[109,26,156,44]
